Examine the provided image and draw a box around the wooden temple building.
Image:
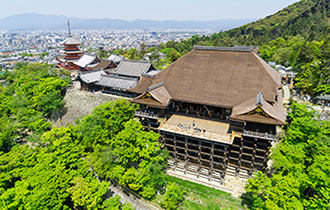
[79,60,159,97]
[57,21,84,70]
[129,46,285,185]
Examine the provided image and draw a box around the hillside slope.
[181,0,329,47]
[224,0,329,45]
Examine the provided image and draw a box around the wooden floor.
[159,114,233,144]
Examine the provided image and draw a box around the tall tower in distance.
[58,21,84,70]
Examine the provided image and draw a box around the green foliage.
[160,48,181,62]
[0,138,88,210]
[75,100,138,150]
[0,101,143,209]
[0,69,12,80]
[89,119,167,199]
[0,63,70,151]
[67,177,109,209]
[20,52,33,58]
[258,35,329,96]
[160,182,185,210]
[0,64,169,209]
[245,102,330,209]
[97,49,109,59]
[102,195,135,210]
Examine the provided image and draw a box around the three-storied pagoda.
[58,21,83,70]
[129,46,285,188]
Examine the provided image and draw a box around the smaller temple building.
[78,60,159,97]
[74,54,100,71]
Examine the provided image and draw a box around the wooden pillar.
[174,135,177,171]
[263,142,271,171]
[209,142,214,181]
[250,138,257,176]
[198,139,201,178]
[184,137,188,174]
[237,138,243,176]
[222,146,228,179]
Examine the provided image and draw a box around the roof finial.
[67,20,72,37]
[256,91,263,106]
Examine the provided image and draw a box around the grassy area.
[152,175,247,210]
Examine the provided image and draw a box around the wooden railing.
[242,130,277,140]
[135,111,159,120]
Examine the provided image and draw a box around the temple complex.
[57,21,84,70]
[129,46,285,189]
[79,60,159,97]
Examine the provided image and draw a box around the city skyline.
[1,0,299,21]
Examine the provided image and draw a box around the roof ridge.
[102,73,137,81]
[123,59,150,63]
[194,45,256,52]
[251,52,281,87]
[79,69,103,74]
[148,81,164,91]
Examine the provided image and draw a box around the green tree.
[160,183,185,210]
[245,102,330,209]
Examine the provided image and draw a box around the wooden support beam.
[263,143,271,171]
[184,137,188,174]
[237,138,244,176]
[209,142,214,181]
[174,135,177,171]
[223,146,228,178]
[198,139,201,178]
[250,138,257,176]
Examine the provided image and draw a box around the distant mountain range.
[0,13,255,31]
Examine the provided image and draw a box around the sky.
[0,0,300,20]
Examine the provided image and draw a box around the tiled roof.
[79,69,105,84]
[112,60,154,78]
[74,55,97,68]
[95,74,138,89]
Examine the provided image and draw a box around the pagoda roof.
[61,37,82,45]
[60,50,83,54]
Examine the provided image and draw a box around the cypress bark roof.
[131,46,281,108]
[130,46,285,125]
[231,92,285,125]
[129,76,154,94]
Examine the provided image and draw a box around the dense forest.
[0,64,185,210]
[244,103,330,209]
[104,0,329,96]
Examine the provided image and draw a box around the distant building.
[57,21,84,70]
[275,64,296,85]
[74,54,100,71]
[0,50,14,56]
[107,54,123,65]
